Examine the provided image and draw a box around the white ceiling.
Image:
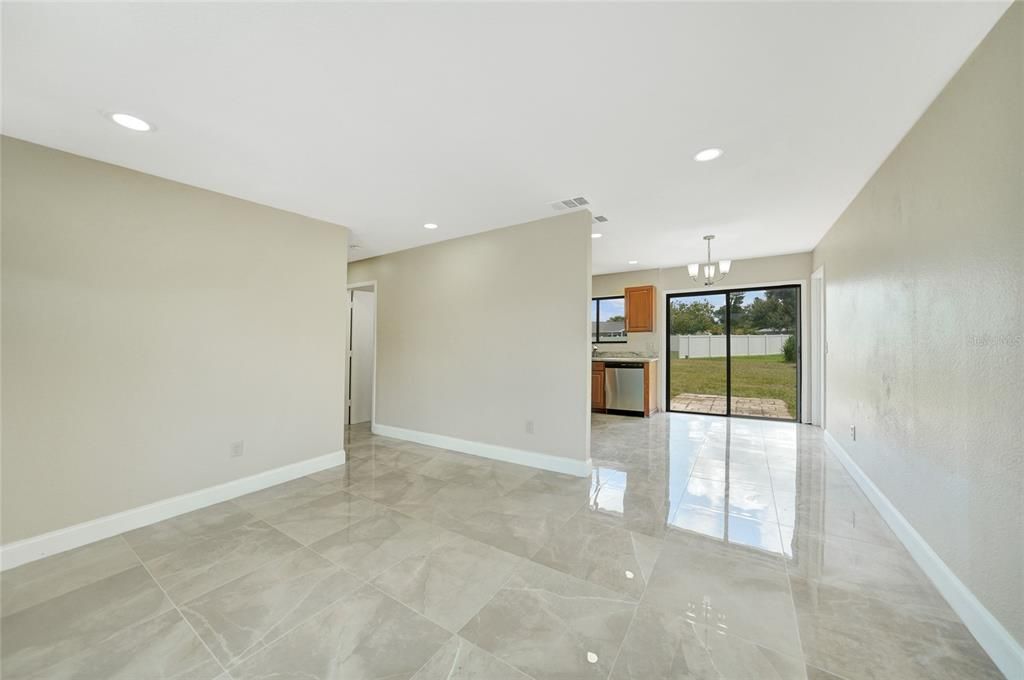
[2,2,1010,274]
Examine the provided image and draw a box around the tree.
[671,300,721,335]
[607,315,625,322]
[782,335,797,362]
[746,290,796,331]
[766,288,797,316]
[716,293,749,333]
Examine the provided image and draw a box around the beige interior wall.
[592,268,664,356]
[812,4,1023,643]
[1,138,350,543]
[593,253,813,415]
[658,253,813,292]
[348,211,592,463]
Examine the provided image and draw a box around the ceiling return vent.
[592,215,608,224]
[550,196,589,211]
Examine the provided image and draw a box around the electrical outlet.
[230,440,245,458]
[525,420,534,434]
[850,425,856,441]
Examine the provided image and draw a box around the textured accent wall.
[812,4,1022,644]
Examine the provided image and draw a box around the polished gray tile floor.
[0,414,1005,679]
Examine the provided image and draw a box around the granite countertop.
[592,356,658,363]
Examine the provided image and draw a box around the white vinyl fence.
[672,334,791,358]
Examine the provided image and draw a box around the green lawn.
[669,354,797,415]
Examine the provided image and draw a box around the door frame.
[664,283,802,423]
[346,280,378,428]
[810,266,825,427]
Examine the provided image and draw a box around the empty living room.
[1,2,1021,679]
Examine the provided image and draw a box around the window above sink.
[592,296,627,344]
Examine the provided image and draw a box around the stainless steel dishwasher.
[604,362,645,414]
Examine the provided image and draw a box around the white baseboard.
[372,423,592,478]
[0,449,345,572]
[823,431,1023,680]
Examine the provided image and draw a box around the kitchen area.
[592,284,660,417]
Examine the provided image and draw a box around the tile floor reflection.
[0,413,1006,679]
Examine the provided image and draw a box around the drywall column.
[348,211,592,474]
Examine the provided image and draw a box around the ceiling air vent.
[550,196,591,211]
[593,215,608,223]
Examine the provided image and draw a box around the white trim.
[0,449,345,572]
[824,431,1023,680]
[372,423,593,478]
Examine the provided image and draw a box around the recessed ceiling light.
[628,260,638,265]
[423,223,438,230]
[694,147,723,162]
[591,233,602,239]
[110,113,152,132]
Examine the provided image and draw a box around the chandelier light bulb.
[687,234,731,286]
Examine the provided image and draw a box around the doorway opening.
[810,267,825,427]
[666,284,800,421]
[345,282,376,427]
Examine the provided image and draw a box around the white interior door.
[347,288,375,425]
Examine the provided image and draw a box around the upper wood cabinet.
[624,285,655,332]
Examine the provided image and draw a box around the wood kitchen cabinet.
[591,362,605,411]
[643,362,658,416]
[624,285,655,333]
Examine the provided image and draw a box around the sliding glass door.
[667,285,800,421]
[667,293,728,415]
[729,288,799,419]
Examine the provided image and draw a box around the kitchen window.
[592,296,628,343]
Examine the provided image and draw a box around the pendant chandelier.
[687,234,731,286]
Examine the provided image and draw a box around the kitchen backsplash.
[593,350,658,359]
[593,327,655,356]
[593,332,658,358]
